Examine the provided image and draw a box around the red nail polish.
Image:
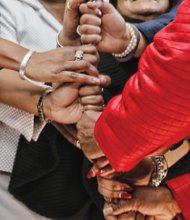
[86,170,95,179]
[123,185,133,191]
[120,192,132,199]
[95,169,106,176]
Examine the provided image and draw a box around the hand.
[59,0,86,46]
[76,110,104,161]
[98,177,133,200]
[79,1,131,53]
[103,186,181,220]
[25,45,100,83]
[87,157,153,186]
[44,83,83,124]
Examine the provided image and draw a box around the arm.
[94,0,190,171]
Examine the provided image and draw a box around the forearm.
[94,0,190,172]
[0,39,28,71]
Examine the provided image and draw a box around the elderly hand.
[79,1,131,53]
[25,45,101,83]
[103,186,181,220]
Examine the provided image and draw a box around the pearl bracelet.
[112,23,140,62]
[19,50,52,89]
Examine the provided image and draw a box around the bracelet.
[150,155,168,187]
[19,50,52,89]
[56,31,64,48]
[112,23,140,62]
[37,89,53,122]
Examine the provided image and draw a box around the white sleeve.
[0,0,46,141]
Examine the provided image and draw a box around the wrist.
[58,29,81,47]
[40,91,53,121]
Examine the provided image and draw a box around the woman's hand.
[103,186,181,220]
[79,1,131,53]
[25,45,100,83]
[59,0,86,46]
[76,110,104,161]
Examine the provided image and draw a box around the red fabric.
[94,0,190,172]
[167,174,190,220]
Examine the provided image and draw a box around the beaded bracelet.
[112,23,140,62]
[37,89,53,122]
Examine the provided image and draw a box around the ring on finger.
[76,25,81,37]
[75,50,84,61]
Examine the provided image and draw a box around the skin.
[117,0,170,21]
[103,186,181,220]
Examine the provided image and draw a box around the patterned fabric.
[0,0,62,172]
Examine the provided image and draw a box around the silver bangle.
[150,155,168,187]
[19,50,52,89]
[112,23,139,60]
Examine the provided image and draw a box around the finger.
[80,3,101,16]
[87,1,115,14]
[80,95,104,105]
[112,200,137,215]
[99,75,112,87]
[80,14,101,26]
[86,157,109,178]
[79,24,101,35]
[84,105,104,111]
[79,85,101,96]
[97,176,133,192]
[81,34,102,45]
[54,71,100,84]
[103,203,118,220]
[118,212,136,220]
[98,186,132,199]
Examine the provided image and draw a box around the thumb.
[87,1,115,14]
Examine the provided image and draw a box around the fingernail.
[123,185,133,191]
[120,192,132,199]
[95,169,106,176]
[103,207,114,215]
[86,170,95,179]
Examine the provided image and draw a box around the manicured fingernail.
[95,169,106,176]
[103,207,114,215]
[86,170,95,179]
[123,185,133,191]
[120,192,132,199]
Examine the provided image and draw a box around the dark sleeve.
[134,0,183,43]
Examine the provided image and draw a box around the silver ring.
[75,50,84,61]
[76,25,81,37]
[76,140,81,149]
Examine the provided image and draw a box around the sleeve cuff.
[0,103,46,141]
